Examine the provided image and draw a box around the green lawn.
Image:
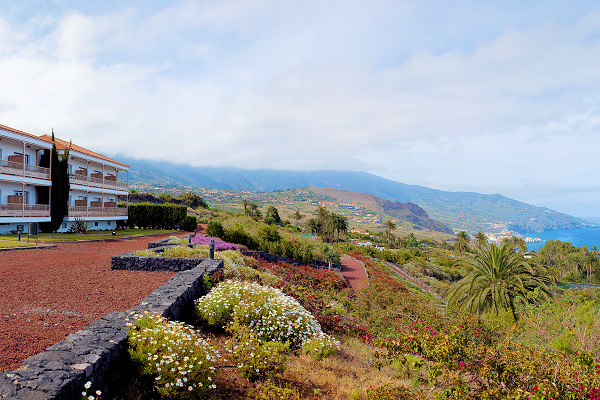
[0,239,38,248]
[1,229,179,242]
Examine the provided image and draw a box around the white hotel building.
[0,124,129,234]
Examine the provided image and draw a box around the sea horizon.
[525,225,600,252]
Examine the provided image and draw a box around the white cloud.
[0,1,600,216]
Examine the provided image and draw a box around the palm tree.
[454,231,470,253]
[292,211,303,224]
[447,242,552,319]
[474,231,487,250]
[330,213,348,241]
[384,220,396,243]
[242,198,250,216]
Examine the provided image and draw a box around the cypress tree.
[40,130,70,232]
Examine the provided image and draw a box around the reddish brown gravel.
[0,234,176,372]
[340,255,369,290]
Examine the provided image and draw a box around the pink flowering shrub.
[192,236,239,251]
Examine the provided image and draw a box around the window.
[62,223,67,228]
[94,222,99,227]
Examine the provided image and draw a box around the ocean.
[525,226,600,252]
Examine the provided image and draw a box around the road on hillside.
[340,255,369,290]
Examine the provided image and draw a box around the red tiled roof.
[39,134,129,168]
[0,123,49,142]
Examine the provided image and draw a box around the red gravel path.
[340,255,369,290]
[0,234,176,372]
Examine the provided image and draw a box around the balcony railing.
[68,206,128,218]
[69,174,128,191]
[0,160,51,180]
[0,203,50,218]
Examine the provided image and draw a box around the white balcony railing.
[68,206,128,218]
[0,160,51,180]
[69,174,128,191]
[0,203,50,218]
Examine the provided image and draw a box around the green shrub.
[180,215,197,232]
[127,311,220,399]
[226,323,288,381]
[301,333,339,360]
[127,203,187,229]
[248,379,299,400]
[206,220,225,238]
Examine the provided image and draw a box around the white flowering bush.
[301,332,340,360]
[167,236,188,244]
[196,280,324,349]
[127,311,220,399]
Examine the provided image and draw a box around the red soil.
[0,234,175,372]
[340,255,369,290]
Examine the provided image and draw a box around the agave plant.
[67,217,92,234]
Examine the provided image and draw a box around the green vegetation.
[447,242,552,319]
[40,131,70,233]
[127,203,187,229]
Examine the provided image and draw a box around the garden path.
[340,255,369,290]
[0,233,175,372]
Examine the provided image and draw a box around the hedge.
[127,202,187,229]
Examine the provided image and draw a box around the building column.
[21,182,25,217]
[22,141,25,176]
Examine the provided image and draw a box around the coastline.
[525,226,600,252]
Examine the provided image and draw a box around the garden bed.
[0,258,223,400]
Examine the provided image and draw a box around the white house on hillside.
[38,135,129,232]
[0,124,53,234]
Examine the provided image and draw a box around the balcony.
[0,160,51,180]
[68,206,128,218]
[0,203,50,218]
[69,173,128,191]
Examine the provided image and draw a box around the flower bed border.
[0,258,223,400]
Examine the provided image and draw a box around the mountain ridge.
[117,155,591,233]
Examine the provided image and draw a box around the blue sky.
[1,1,599,218]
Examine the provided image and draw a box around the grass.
[0,238,38,248]
[1,229,178,242]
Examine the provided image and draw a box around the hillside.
[306,187,453,234]
[118,156,591,233]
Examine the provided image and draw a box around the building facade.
[0,123,129,234]
[0,124,53,234]
[38,135,129,232]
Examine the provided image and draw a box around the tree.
[242,198,250,216]
[264,205,282,225]
[247,202,262,220]
[503,236,527,254]
[322,245,340,271]
[292,211,304,224]
[474,231,487,250]
[40,130,70,233]
[179,192,207,209]
[454,231,470,253]
[330,213,348,241]
[384,220,396,243]
[447,242,552,319]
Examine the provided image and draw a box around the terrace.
[67,205,128,218]
[0,202,50,217]
[69,172,128,191]
[0,158,50,180]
